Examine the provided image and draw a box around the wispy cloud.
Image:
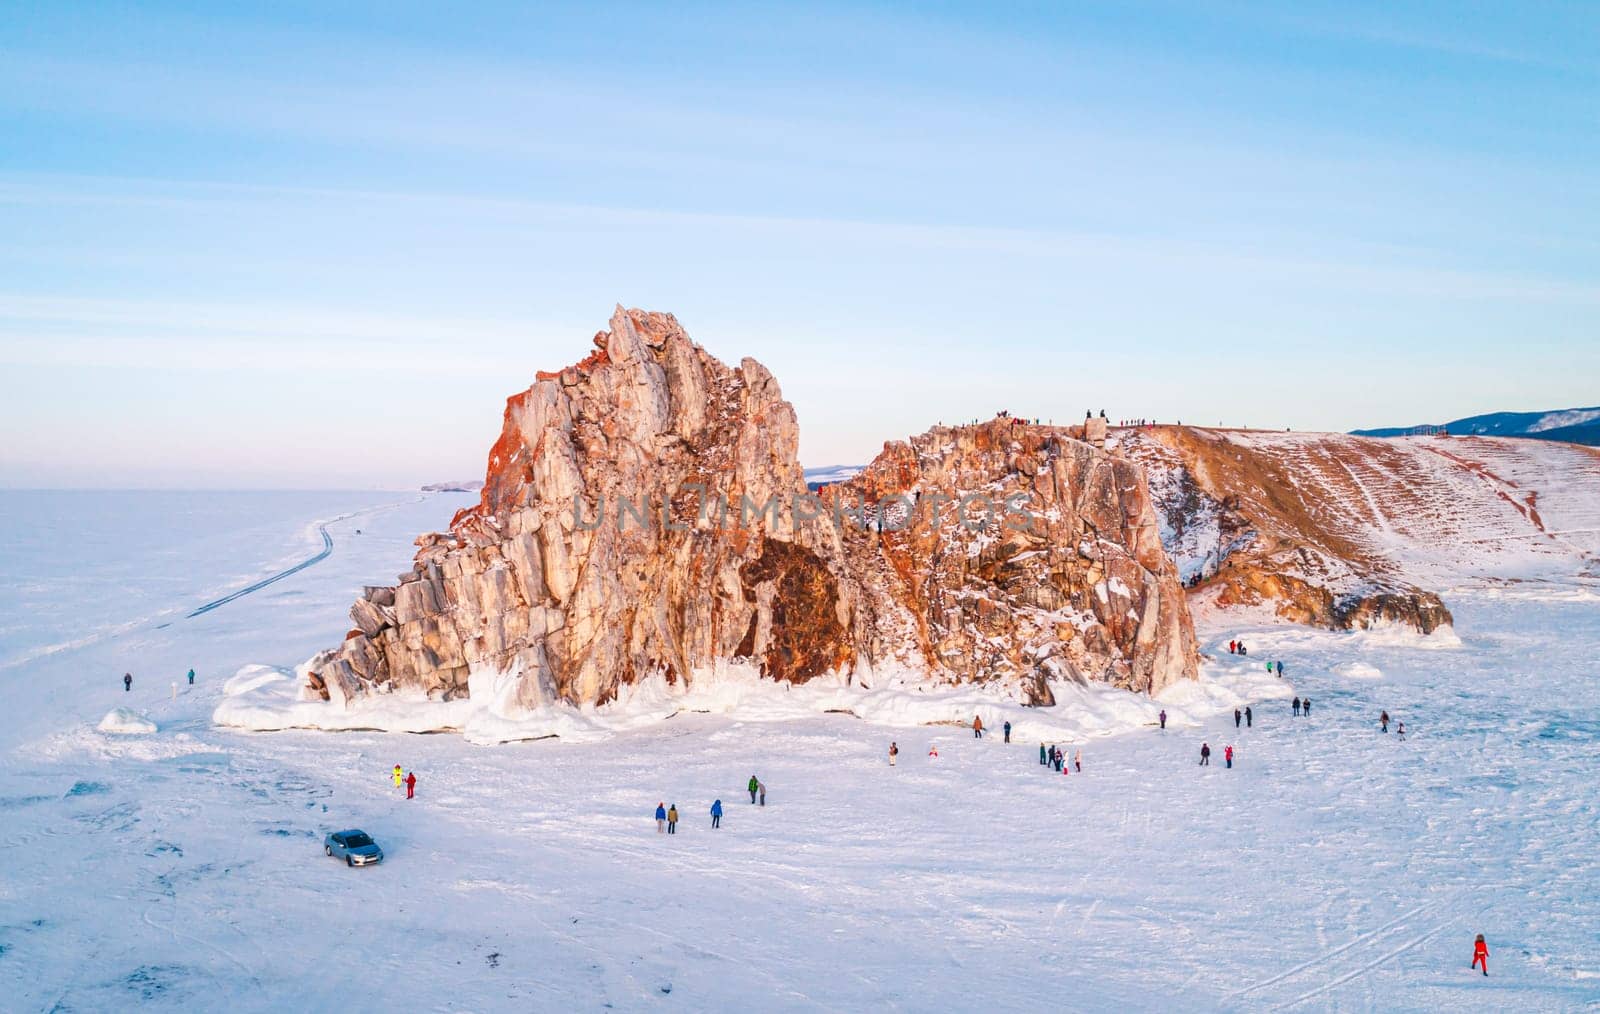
[3,175,1596,308]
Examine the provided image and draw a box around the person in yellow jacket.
[666,804,679,835]
[392,764,403,789]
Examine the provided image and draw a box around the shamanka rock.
[306,308,1200,711]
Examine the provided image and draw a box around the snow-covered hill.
[1119,427,1600,630]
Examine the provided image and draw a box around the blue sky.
[2,1,1596,487]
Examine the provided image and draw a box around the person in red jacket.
[1472,934,1488,975]
[405,771,417,799]
[1224,745,1234,769]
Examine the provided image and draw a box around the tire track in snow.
[1225,899,1441,1001]
[1274,912,1465,1010]
[181,495,425,620]
[183,524,333,618]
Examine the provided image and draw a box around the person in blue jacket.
[655,802,667,834]
[710,799,723,829]
[187,668,195,685]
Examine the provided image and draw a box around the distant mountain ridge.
[802,464,864,489]
[1353,406,1600,446]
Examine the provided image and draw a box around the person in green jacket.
[1039,742,1047,766]
[748,775,758,804]
[187,668,195,685]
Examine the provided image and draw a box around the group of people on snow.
[1198,742,1237,768]
[1291,697,1313,717]
[1379,710,1406,738]
[970,716,1015,742]
[1038,742,1081,773]
[119,667,198,693]
[653,774,765,834]
[391,764,418,798]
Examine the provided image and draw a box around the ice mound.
[97,708,157,735]
[1333,661,1383,679]
[214,656,1288,746]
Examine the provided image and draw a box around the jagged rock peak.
[307,310,1200,714]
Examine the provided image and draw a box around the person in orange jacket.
[973,715,984,739]
[1472,934,1488,976]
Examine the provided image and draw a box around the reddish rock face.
[307,308,1199,708]
[826,418,1198,696]
[735,538,852,683]
[1119,426,1462,632]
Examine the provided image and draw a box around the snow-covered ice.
[2,490,1598,1010]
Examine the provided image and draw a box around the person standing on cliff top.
[1159,710,1167,730]
[1229,641,1236,654]
[973,715,983,739]
[393,764,403,789]
[1235,708,1242,729]
[1245,706,1252,728]
[187,668,195,686]
[1224,745,1234,769]
[655,802,666,833]
[889,742,899,766]
[1381,711,1390,732]
[1303,698,1312,718]
[1293,697,1301,717]
[710,799,722,829]
[1276,660,1284,676]
[666,804,678,834]
[1199,743,1211,766]
[1074,748,1082,773]
[758,781,766,806]
[1039,742,1048,765]
[1003,720,1011,743]
[405,771,416,799]
[747,775,758,803]
[124,673,132,692]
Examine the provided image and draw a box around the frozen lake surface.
[1,490,1597,1011]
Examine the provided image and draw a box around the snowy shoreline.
[216,651,1302,746]
[214,606,1473,746]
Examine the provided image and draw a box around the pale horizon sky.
[2,1,1597,488]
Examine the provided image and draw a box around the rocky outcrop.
[307,307,1199,711]
[826,419,1198,698]
[1118,427,1464,632]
